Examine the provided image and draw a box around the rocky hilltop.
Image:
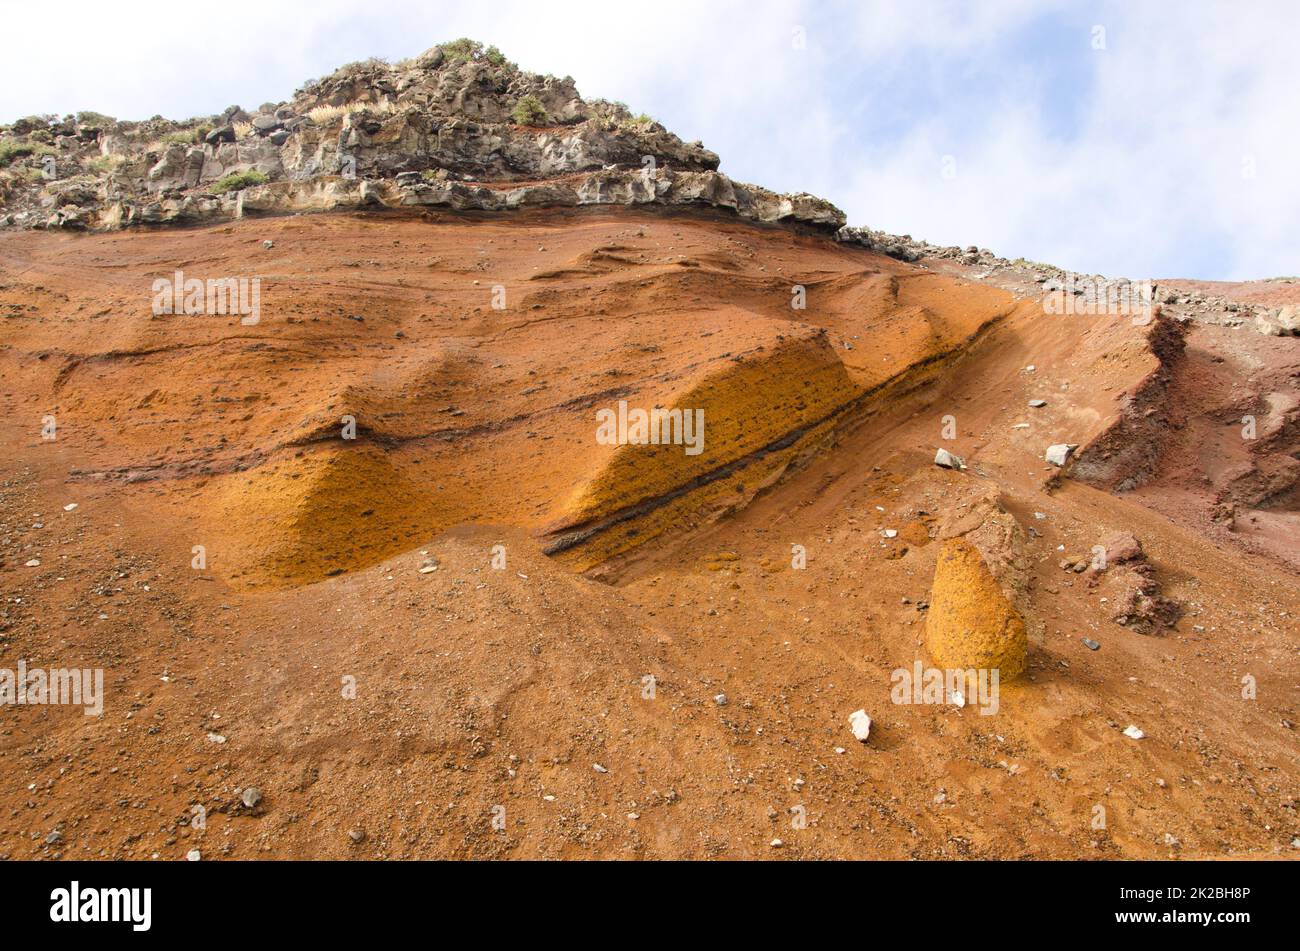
[0,39,842,233]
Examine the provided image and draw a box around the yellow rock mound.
[924,537,1027,678]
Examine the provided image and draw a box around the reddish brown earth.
[0,208,1296,859]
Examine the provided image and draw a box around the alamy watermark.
[1043,273,1154,325]
[1,661,104,715]
[151,269,261,325]
[596,400,704,456]
[891,661,1000,716]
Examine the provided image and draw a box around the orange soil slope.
[0,208,1295,860]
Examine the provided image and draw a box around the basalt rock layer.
[0,41,842,235]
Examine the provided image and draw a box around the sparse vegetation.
[0,138,55,168]
[511,95,548,127]
[340,56,388,73]
[307,100,394,125]
[87,154,126,174]
[308,104,349,125]
[232,120,254,140]
[211,170,269,194]
[13,114,54,134]
[75,111,115,128]
[442,38,514,69]
[442,38,482,62]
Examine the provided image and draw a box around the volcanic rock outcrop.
[0,39,842,234]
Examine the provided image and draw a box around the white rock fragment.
[1028,399,1048,408]
[713,693,728,706]
[592,763,607,774]
[206,732,227,744]
[1045,443,1078,467]
[1123,725,1145,740]
[186,850,201,861]
[848,709,872,743]
[882,529,898,539]
[63,503,78,512]
[934,448,965,470]
[769,838,784,848]
[25,559,40,567]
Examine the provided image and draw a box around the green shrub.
[341,56,388,73]
[441,39,514,68]
[87,154,125,174]
[511,95,548,126]
[75,111,115,127]
[483,45,512,68]
[442,38,483,62]
[0,138,55,167]
[211,170,269,194]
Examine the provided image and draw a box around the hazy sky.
[3,0,1296,281]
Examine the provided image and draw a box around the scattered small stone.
[1028,399,1048,408]
[769,838,784,848]
[186,849,201,861]
[848,709,872,743]
[63,503,78,512]
[45,830,62,845]
[241,787,262,808]
[934,448,965,470]
[206,732,227,744]
[1123,725,1145,740]
[1082,638,1100,651]
[418,557,440,574]
[592,763,607,774]
[713,693,728,706]
[348,829,365,843]
[24,559,40,567]
[262,240,274,249]
[1045,443,1078,467]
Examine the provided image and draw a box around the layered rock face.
[0,40,842,234]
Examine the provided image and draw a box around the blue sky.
[4,0,1297,281]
